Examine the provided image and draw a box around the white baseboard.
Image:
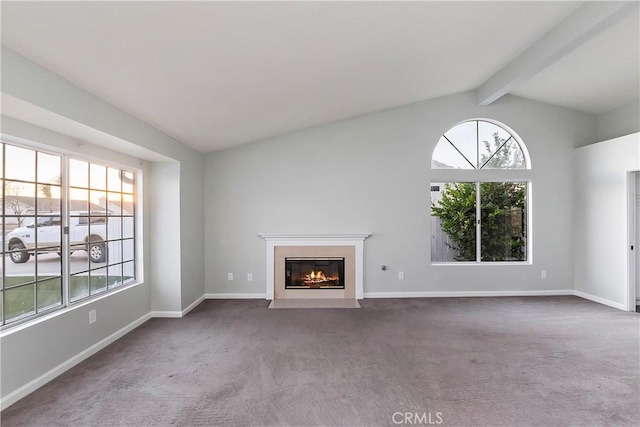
[573,290,627,311]
[363,290,574,298]
[204,293,267,299]
[148,311,182,318]
[149,296,208,319]
[182,295,206,316]
[0,312,153,411]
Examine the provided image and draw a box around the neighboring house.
[2,196,107,231]
[98,197,135,215]
[431,159,455,169]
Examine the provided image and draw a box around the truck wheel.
[9,242,31,264]
[88,238,107,263]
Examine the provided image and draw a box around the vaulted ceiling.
[2,1,638,152]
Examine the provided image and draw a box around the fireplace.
[285,257,345,289]
[258,233,371,300]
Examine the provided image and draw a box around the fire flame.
[303,269,338,284]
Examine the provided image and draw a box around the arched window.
[432,119,530,170]
[430,119,530,263]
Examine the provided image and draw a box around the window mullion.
[476,120,479,169]
[1,143,5,326]
[475,123,481,263]
[61,155,70,308]
[476,181,481,262]
[34,152,39,314]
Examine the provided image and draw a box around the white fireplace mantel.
[258,233,372,300]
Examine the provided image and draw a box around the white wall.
[204,92,596,297]
[179,157,205,308]
[574,133,640,310]
[0,117,153,405]
[596,101,640,143]
[0,47,205,405]
[149,162,182,312]
[636,172,640,303]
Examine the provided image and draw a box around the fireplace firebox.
[285,257,345,289]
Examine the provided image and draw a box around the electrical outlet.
[228,272,234,281]
[398,272,404,280]
[247,273,253,281]
[89,309,97,324]
[541,270,547,279]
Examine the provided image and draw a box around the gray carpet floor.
[1,296,639,426]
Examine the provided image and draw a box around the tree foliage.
[431,182,477,261]
[479,182,525,261]
[432,132,526,261]
[5,182,30,226]
[38,175,60,213]
[481,132,525,169]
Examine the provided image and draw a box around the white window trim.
[0,134,144,330]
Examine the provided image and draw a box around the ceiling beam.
[476,1,639,106]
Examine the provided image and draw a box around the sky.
[3,144,134,207]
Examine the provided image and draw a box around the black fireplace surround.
[285,257,345,289]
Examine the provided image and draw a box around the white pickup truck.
[6,212,108,264]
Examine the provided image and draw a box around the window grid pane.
[4,283,36,323]
[2,142,138,328]
[2,143,66,326]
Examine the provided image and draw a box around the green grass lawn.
[2,275,133,323]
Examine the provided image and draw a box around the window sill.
[0,280,144,337]
[431,261,532,266]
